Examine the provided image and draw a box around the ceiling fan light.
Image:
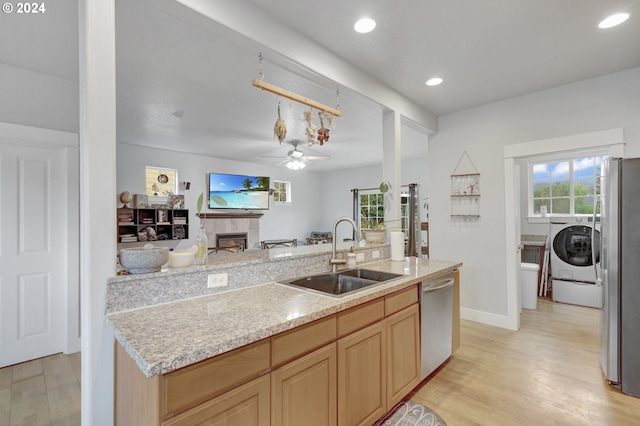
[286,159,306,170]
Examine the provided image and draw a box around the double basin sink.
[278,268,403,297]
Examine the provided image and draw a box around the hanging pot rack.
[252,79,343,117]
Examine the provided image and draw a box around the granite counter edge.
[108,259,462,377]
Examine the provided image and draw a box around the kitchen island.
[108,253,461,425]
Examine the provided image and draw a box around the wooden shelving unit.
[117,208,189,243]
[450,152,481,218]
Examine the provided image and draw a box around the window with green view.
[530,155,605,216]
[360,192,385,229]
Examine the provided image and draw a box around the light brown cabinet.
[336,285,420,426]
[115,283,431,426]
[162,375,270,426]
[337,321,386,426]
[115,340,270,426]
[272,343,337,426]
[386,304,420,407]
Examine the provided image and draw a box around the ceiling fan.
[261,139,331,170]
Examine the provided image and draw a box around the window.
[530,155,605,216]
[145,166,178,196]
[359,192,385,229]
[273,180,291,205]
[359,190,411,233]
[400,191,411,237]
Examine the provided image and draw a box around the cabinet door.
[386,304,420,407]
[272,343,337,426]
[337,322,386,426]
[162,375,270,426]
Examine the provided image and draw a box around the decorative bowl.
[168,246,197,268]
[119,245,169,274]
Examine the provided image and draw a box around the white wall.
[401,155,430,222]
[318,163,382,241]
[116,143,325,245]
[517,157,554,237]
[0,63,78,133]
[317,154,430,242]
[429,67,640,325]
[117,142,431,245]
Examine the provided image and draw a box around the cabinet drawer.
[337,298,384,338]
[271,316,336,368]
[385,285,418,316]
[162,375,270,426]
[161,339,270,419]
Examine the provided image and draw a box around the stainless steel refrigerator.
[599,157,640,397]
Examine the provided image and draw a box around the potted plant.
[362,219,387,243]
[361,181,400,243]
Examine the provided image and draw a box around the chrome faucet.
[330,217,360,272]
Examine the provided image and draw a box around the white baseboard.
[461,307,513,330]
[65,337,81,355]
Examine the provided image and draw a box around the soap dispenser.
[347,247,356,267]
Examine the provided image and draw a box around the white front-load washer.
[550,216,602,308]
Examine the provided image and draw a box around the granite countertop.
[107,257,462,378]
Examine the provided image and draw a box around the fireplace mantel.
[198,213,264,219]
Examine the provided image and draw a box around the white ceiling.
[2,0,640,172]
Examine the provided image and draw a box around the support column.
[382,111,402,227]
[79,0,117,424]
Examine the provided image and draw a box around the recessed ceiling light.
[599,13,630,29]
[354,18,376,33]
[426,77,443,87]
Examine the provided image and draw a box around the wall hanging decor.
[451,151,480,218]
[252,52,341,146]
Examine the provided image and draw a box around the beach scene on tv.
[208,173,270,209]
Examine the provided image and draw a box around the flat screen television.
[208,173,270,210]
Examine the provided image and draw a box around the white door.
[0,143,67,367]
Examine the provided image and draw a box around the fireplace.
[216,232,248,249]
[200,214,260,250]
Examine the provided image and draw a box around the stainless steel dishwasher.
[419,272,454,380]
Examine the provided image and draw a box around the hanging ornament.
[324,111,336,130]
[273,102,287,144]
[304,110,317,146]
[317,111,330,145]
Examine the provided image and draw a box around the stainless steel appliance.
[419,272,454,380]
[599,157,640,396]
[549,217,601,308]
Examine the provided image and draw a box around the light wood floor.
[410,298,640,425]
[3,300,640,425]
[0,352,81,426]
